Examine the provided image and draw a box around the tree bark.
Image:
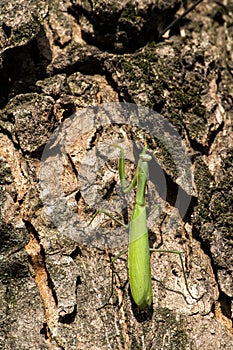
[0,1,232,349]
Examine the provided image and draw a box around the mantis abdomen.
[128,203,152,309]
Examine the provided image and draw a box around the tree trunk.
[0,1,232,349]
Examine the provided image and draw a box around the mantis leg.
[88,208,128,229]
[89,209,129,310]
[96,248,128,311]
[150,248,199,301]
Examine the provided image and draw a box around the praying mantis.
[115,143,153,309]
[92,143,195,310]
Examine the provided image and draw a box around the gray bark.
[0,1,232,349]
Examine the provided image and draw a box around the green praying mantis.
[91,143,195,310]
[115,143,153,309]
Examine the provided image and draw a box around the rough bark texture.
[0,0,232,349]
